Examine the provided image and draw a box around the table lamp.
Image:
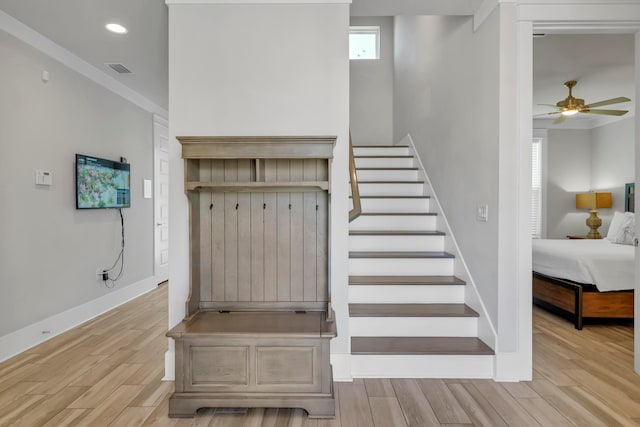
[575,192,612,239]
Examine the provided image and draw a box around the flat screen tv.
[76,154,130,209]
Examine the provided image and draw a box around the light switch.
[35,170,52,186]
[476,204,488,222]
[143,179,153,199]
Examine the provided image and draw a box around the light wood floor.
[1,283,638,426]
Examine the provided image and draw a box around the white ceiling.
[0,2,635,129]
[0,0,168,110]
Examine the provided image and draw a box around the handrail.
[348,132,362,222]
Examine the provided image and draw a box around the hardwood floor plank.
[317,380,340,427]
[74,384,144,427]
[68,363,143,408]
[369,396,408,427]
[364,378,396,398]
[41,408,89,427]
[0,393,47,426]
[562,369,640,418]
[528,379,609,427]
[140,394,178,427]
[560,385,637,427]
[110,406,156,427]
[338,381,375,427]
[470,381,540,427]
[516,397,575,427]
[448,383,508,427]
[418,379,471,424]
[391,379,440,426]
[6,385,88,426]
[501,382,540,399]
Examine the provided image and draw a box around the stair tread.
[349,276,466,285]
[349,251,454,259]
[354,145,410,148]
[355,155,413,158]
[349,303,478,318]
[351,337,494,355]
[354,195,430,199]
[349,230,444,236]
[356,167,419,170]
[358,180,424,184]
[357,212,436,216]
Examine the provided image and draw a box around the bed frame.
[532,272,634,329]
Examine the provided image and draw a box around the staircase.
[349,145,494,378]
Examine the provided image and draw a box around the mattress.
[532,239,634,292]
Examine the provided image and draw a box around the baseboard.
[494,351,532,381]
[163,339,176,381]
[0,276,158,362]
[330,353,353,382]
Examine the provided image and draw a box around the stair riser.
[349,258,453,276]
[350,216,436,231]
[349,285,464,304]
[359,182,424,197]
[355,157,414,168]
[356,169,419,181]
[350,355,494,378]
[360,198,430,213]
[353,147,410,156]
[350,318,477,337]
[349,235,445,252]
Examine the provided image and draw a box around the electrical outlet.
[476,204,489,222]
[96,268,108,281]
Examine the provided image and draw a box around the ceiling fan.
[536,80,630,124]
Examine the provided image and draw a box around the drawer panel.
[189,346,249,389]
[257,346,315,386]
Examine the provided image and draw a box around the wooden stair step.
[354,155,413,158]
[349,275,466,286]
[357,212,436,216]
[349,303,478,317]
[349,251,454,259]
[358,180,425,184]
[353,145,409,148]
[349,230,444,236]
[356,167,419,170]
[351,337,494,355]
[354,196,430,199]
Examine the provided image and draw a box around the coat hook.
[209,203,213,210]
[289,204,292,210]
[263,203,266,210]
[236,203,239,210]
[316,205,318,211]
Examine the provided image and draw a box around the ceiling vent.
[106,63,133,74]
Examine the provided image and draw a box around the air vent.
[106,63,133,74]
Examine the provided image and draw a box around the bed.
[532,190,636,329]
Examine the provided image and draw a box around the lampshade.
[576,192,612,210]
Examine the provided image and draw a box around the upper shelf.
[186,181,329,192]
[177,136,336,160]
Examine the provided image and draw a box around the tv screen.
[76,154,130,209]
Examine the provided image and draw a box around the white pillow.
[606,211,635,244]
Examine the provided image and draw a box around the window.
[349,26,380,60]
[531,138,542,238]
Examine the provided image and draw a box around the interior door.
[153,115,169,283]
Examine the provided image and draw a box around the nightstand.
[566,235,593,239]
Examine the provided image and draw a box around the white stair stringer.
[348,143,495,379]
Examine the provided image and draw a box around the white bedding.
[532,239,634,292]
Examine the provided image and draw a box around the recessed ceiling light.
[106,23,128,34]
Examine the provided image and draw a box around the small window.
[349,26,380,60]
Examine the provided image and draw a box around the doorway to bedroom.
[530,31,637,372]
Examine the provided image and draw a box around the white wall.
[544,118,634,238]
[167,3,350,378]
[545,129,592,238]
[0,30,154,347]
[350,16,394,145]
[393,13,500,326]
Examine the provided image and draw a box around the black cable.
[105,208,125,286]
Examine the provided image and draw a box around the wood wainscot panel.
[189,345,249,388]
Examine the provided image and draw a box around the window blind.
[531,139,542,238]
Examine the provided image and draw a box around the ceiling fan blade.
[581,109,629,116]
[553,115,567,125]
[537,103,561,108]
[583,97,631,109]
[534,112,561,117]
